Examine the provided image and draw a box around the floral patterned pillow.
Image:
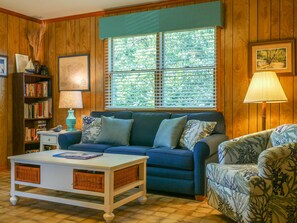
[179,120,217,151]
[270,124,297,147]
[81,116,102,143]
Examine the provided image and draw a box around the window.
[105,28,216,109]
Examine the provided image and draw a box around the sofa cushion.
[104,146,151,156]
[147,148,193,170]
[68,143,112,153]
[270,124,297,147]
[171,111,225,134]
[179,120,217,151]
[81,116,102,143]
[130,112,171,146]
[90,111,132,119]
[147,166,193,180]
[153,116,187,149]
[95,116,134,146]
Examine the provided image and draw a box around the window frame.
[103,27,221,112]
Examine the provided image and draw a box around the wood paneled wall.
[46,0,297,139]
[0,13,42,169]
[1,0,297,169]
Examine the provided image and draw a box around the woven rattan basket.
[73,165,139,192]
[15,164,40,184]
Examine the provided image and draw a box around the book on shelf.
[24,98,52,119]
[25,120,47,142]
[25,81,48,97]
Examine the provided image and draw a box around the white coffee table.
[8,150,148,223]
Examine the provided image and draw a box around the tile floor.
[0,171,233,223]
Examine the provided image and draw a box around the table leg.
[10,161,18,206]
[103,170,114,222]
[103,212,115,223]
[138,161,147,205]
[10,196,18,206]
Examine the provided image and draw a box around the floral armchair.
[206,124,297,223]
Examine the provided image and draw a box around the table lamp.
[59,91,83,131]
[244,71,287,130]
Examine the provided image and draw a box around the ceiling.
[0,0,163,20]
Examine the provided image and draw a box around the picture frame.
[248,39,295,77]
[58,54,90,91]
[15,54,29,73]
[0,55,8,77]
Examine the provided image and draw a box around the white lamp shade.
[59,91,83,109]
[244,71,288,103]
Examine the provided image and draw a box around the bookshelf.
[13,73,53,155]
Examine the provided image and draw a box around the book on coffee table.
[53,152,103,160]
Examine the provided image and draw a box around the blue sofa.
[58,111,228,199]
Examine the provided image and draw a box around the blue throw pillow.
[153,116,187,149]
[95,116,134,146]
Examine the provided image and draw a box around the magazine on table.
[53,152,103,160]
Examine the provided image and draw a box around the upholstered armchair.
[206,124,297,223]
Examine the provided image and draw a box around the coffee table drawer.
[73,165,139,192]
[15,164,40,184]
[73,170,104,192]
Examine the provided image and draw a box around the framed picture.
[249,39,295,77]
[15,54,29,73]
[0,55,8,77]
[58,54,90,91]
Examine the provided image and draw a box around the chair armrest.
[218,129,273,164]
[193,134,228,196]
[258,142,297,197]
[58,131,82,149]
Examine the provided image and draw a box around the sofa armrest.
[199,134,228,157]
[218,129,273,165]
[58,131,82,149]
[258,142,297,197]
[193,134,228,196]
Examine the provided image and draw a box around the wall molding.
[0,7,41,23]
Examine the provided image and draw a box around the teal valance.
[99,1,223,39]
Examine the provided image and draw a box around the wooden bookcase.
[13,73,53,155]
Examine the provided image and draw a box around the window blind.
[105,28,217,110]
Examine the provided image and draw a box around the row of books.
[25,120,47,142]
[25,81,48,97]
[24,98,52,119]
[25,146,56,154]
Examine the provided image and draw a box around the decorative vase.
[40,65,49,75]
[33,60,41,74]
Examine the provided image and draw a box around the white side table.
[37,130,66,151]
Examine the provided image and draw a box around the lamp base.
[66,109,76,131]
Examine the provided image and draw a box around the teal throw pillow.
[95,116,134,146]
[153,116,187,149]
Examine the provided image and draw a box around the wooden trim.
[44,0,208,23]
[2,0,207,24]
[105,0,210,15]
[0,7,41,23]
[45,11,105,23]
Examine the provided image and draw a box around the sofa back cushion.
[171,111,225,134]
[130,112,171,146]
[270,124,297,147]
[90,111,132,119]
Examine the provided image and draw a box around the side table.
[37,130,66,151]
